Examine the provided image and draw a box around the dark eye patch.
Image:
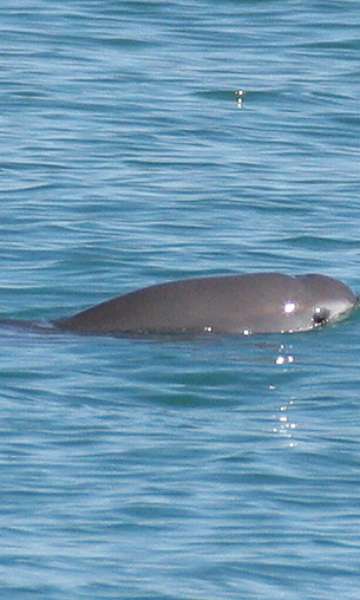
[312,307,330,327]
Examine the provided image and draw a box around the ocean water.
[1,0,360,598]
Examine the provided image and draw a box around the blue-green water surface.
[1,1,360,598]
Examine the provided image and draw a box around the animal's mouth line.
[329,302,358,324]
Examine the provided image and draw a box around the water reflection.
[273,398,297,447]
[234,89,246,108]
[270,343,298,447]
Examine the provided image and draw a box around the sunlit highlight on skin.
[284,301,296,314]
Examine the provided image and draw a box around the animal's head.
[295,274,357,330]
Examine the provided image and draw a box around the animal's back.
[54,273,305,335]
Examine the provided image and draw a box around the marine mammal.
[52,272,357,336]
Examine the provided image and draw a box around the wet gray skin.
[53,273,358,336]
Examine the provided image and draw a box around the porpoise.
[51,272,357,336]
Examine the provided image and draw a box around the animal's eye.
[312,307,330,326]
